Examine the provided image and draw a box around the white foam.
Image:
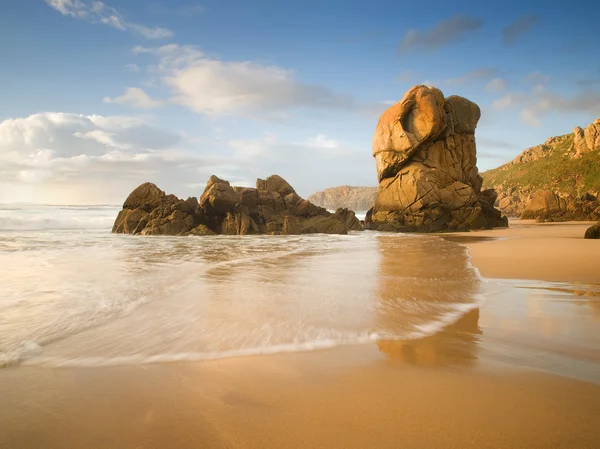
[22,296,483,369]
[0,205,118,231]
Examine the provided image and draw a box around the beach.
[447,219,600,284]
[1,219,600,448]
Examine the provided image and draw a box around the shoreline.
[444,219,600,285]
[1,221,600,448]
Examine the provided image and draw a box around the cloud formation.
[492,85,600,127]
[108,45,362,118]
[399,15,483,53]
[445,68,498,85]
[45,0,173,39]
[485,78,508,92]
[104,87,163,108]
[0,112,370,203]
[0,112,210,203]
[502,14,538,46]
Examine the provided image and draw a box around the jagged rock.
[573,119,600,156]
[188,224,216,236]
[122,182,167,212]
[332,208,364,231]
[522,189,600,222]
[366,85,507,232]
[300,216,348,235]
[113,175,361,236]
[585,222,600,239]
[112,182,197,235]
[256,174,296,197]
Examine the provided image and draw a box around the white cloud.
[0,112,371,203]
[126,63,140,72]
[523,71,550,86]
[104,87,163,109]
[492,85,600,126]
[485,78,508,92]
[519,109,541,127]
[108,44,361,118]
[305,134,338,149]
[492,92,524,109]
[0,112,206,203]
[45,0,173,39]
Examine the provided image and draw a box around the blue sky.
[1,0,599,203]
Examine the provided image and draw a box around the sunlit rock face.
[112,175,364,236]
[366,85,507,232]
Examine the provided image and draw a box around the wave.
[0,215,115,231]
[17,298,484,369]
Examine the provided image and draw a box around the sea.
[1,204,599,382]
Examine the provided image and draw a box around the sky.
[1,0,599,204]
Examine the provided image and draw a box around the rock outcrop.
[365,85,507,232]
[573,119,600,156]
[112,175,363,236]
[482,118,600,217]
[521,190,600,222]
[308,186,378,212]
[585,222,600,239]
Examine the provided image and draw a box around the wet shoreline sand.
[2,222,600,448]
[444,219,599,284]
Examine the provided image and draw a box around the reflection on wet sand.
[373,235,482,366]
[377,309,481,367]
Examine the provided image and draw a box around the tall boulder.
[112,175,363,236]
[366,85,507,232]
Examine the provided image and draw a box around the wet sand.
[2,222,600,448]
[447,220,599,284]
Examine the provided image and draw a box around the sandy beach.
[446,219,600,284]
[1,222,600,449]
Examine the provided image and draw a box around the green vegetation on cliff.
[482,134,600,195]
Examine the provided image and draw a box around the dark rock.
[113,174,360,236]
[333,208,364,231]
[584,222,600,239]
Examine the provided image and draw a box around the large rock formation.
[365,85,507,232]
[308,186,378,212]
[112,175,364,236]
[482,118,600,217]
[521,190,600,222]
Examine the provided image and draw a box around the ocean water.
[1,205,599,381]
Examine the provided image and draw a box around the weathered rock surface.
[113,175,363,236]
[521,190,600,222]
[365,85,507,232]
[585,222,600,239]
[482,118,600,217]
[307,186,378,212]
[573,119,600,156]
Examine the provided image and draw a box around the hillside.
[481,118,600,216]
[307,186,378,212]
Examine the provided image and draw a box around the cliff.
[481,118,600,216]
[307,186,378,212]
